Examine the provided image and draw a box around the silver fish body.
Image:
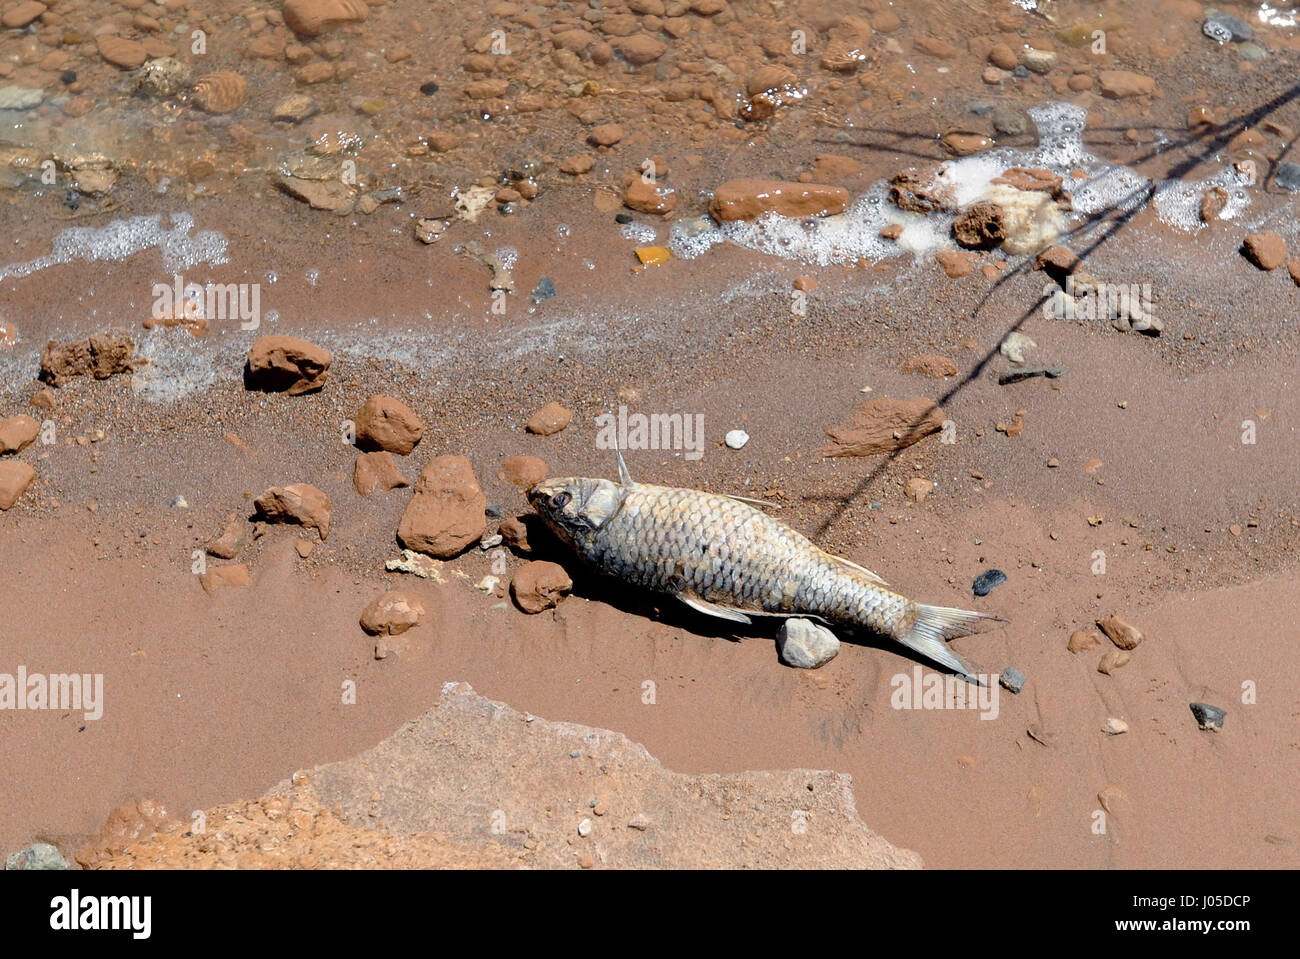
[528,454,1000,677]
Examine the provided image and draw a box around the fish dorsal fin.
[828,552,889,585]
[615,447,634,488]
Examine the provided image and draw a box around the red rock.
[560,153,595,175]
[199,563,251,595]
[75,799,178,867]
[1201,187,1229,222]
[1067,630,1102,653]
[709,179,849,221]
[0,414,39,454]
[617,33,668,65]
[0,460,35,509]
[1097,614,1143,651]
[511,561,573,613]
[793,276,817,292]
[888,170,955,214]
[359,590,425,636]
[500,515,533,553]
[941,132,993,156]
[283,0,367,37]
[1288,257,1300,287]
[254,484,332,539]
[1099,70,1155,99]
[97,35,148,69]
[904,477,934,502]
[1242,232,1287,270]
[1097,649,1132,675]
[624,180,675,214]
[587,123,623,147]
[397,455,486,558]
[525,402,572,436]
[246,335,331,394]
[988,43,1017,70]
[952,201,1006,249]
[914,35,957,58]
[822,397,946,457]
[40,329,135,387]
[354,451,409,495]
[879,223,904,240]
[1034,244,1081,280]
[206,514,249,559]
[193,71,247,114]
[2,1,46,28]
[501,455,548,488]
[354,395,423,454]
[902,354,958,378]
[935,249,973,278]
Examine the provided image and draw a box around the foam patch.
[0,213,228,282]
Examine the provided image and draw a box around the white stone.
[724,429,749,450]
[778,618,840,669]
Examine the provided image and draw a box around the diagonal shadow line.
[808,78,1300,541]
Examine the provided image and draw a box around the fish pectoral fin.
[678,594,754,625]
[828,552,889,585]
[723,493,781,510]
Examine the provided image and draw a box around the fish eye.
[550,491,571,510]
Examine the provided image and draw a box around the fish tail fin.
[897,603,1004,682]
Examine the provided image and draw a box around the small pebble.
[724,429,749,450]
[1190,702,1226,731]
[1101,717,1129,735]
[419,81,439,95]
[972,568,1006,596]
[577,818,593,837]
[999,667,1026,694]
[170,495,188,508]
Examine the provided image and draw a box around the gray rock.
[999,667,1026,694]
[1203,10,1252,43]
[530,276,556,304]
[0,86,44,111]
[778,618,840,669]
[5,843,70,870]
[1274,163,1300,193]
[1236,42,1267,62]
[1190,702,1226,731]
[990,103,1036,138]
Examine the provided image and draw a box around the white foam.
[0,213,228,281]
[620,222,658,244]
[669,100,1256,264]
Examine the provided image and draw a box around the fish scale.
[529,455,1002,679]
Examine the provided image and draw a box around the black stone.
[614,212,633,224]
[972,568,1007,596]
[419,81,439,96]
[60,70,77,85]
[1190,702,1227,730]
